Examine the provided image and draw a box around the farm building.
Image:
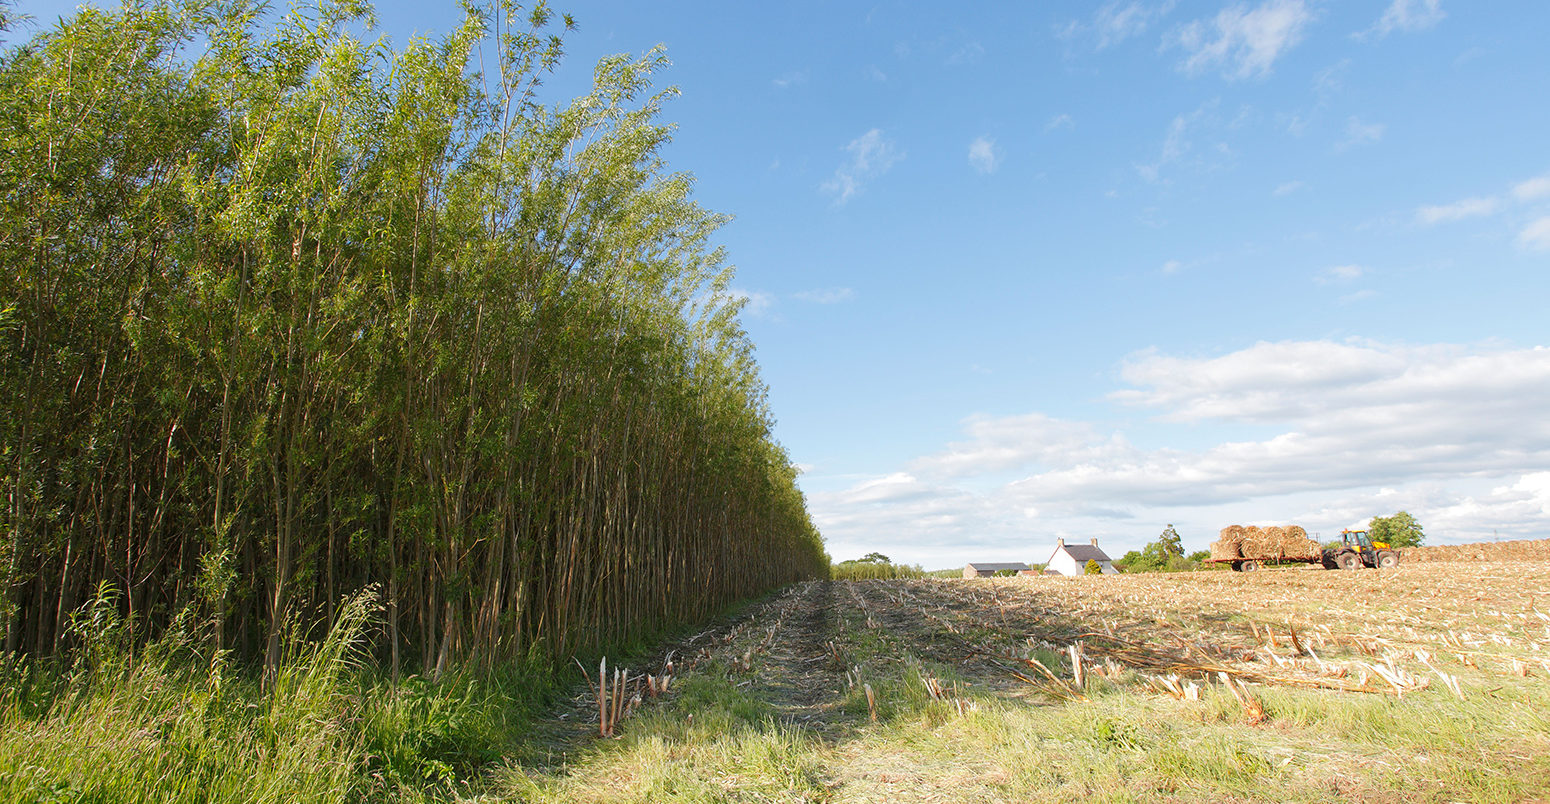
[1043,538,1118,576]
[961,562,1035,578]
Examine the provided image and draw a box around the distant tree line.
[0,0,827,677]
[830,553,926,581]
[1115,525,1214,573]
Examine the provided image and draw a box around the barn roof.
[964,562,1031,571]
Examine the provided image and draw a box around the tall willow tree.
[0,0,828,676]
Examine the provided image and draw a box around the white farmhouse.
[1043,537,1118,576]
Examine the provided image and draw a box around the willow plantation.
[0,0,827,680]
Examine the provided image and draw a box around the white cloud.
[947,41,985,65]
[1136,114,1190,182]
[1057,2,1176,53]
[1095,1,1177,49]
[1519,217,1550,251]
[1316,264,1364,284]
[793,287,855,304]
[1045,113,1075,131]
[1170,0,1313,80]
[771,71,807,89]
[1416,196,1499,225]
[1161,259,1183,275]
[1512,174,1550,202]
[864,65,887,82]
[1370,0,1445,38]
[809,340,1550,564]
[821,129,903,205]
[1273,180,1305,196]
[1136,102,1225,182]
[1340,116,1384,148]
[726,288,775,319]
[968,136,1001,174]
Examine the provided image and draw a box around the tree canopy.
[1118,525,1199,573]
[1370,512,1425,548]
[0,0,827,674]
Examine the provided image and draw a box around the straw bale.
[1210,524,1320,562]
[1208,540,1241,561]
[1400,538,1550,563]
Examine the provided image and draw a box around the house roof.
[1059,544,1113,563]
[964,562,1031,571]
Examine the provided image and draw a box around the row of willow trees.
[0,0,828,677]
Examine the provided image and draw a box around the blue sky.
[18,0,1550,566]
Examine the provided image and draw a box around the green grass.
[0,589,549,804]
[9,578,1550,802]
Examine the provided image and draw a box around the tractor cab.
[1341,529,1390,550]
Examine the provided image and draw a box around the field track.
[510,563,1550,802]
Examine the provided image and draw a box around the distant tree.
[1120,534,1202,574]
[1186,550,1210,563]
[1084,559,1103,575]
[1117,549,1158,573]
[858,552,891,564]
[1370,512,1425,548]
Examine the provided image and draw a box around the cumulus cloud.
[809,340,1550,564]
[1416,196,1499,225]
[1369,0,1445,38]
[968,136,1002,174]
[821,129,903,205]
[1170,0,1314,80]
[1520,217,1550,251]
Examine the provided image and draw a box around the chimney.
[1057,537,1065,548]
[1090,537,1098,547]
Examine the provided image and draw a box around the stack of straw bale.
[1401,538,1550,563]
[1209,525,1319,562]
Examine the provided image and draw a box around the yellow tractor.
[1321,529,1399,570]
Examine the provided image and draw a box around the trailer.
[1208,526,1398,571]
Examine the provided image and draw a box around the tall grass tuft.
[0,585,534,803]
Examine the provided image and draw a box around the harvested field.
[504,563,1550,803]
[1401,537,1550,562]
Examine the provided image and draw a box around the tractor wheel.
[1321,552,1339,569]
[1377,550,1399,569]
[1240,560,1260,572]
[1335,551,1361,571]
[1230,561,1243,572]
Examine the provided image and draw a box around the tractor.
[1321,529,1399,570]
